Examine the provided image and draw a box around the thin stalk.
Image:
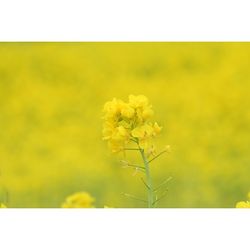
[122,193,147,203]
[124,148,140,151]
[140,177,150,190]
[139,148,155,208]
[154,176,173,192]
[148,149,168,164]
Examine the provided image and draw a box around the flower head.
[236,192,250,208]
[236,201,250,208]
[0,203,7,208]
[102,95,162,152]
[61,192,95,208]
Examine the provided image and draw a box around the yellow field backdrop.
[0,42,249,207]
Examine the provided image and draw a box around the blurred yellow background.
[0,42,249,207]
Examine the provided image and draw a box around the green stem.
[139,149,154,208]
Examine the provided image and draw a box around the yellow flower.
[153,122,162,135]
[131,124,159,149]
[112,126,129,141]
[142,107,154,119]
[131,126,146,138]
[102,122,115,140]
[103,98,124,120]
[121,103,135,119]
[102,95,162,153]
[129,95,149,108]
[132,124,153,138]
[61,192,95,208]
[0,203,7,208]
[236,192,250,208]
[107,141,123,153]
[236,201,250,208]
[106,126,130,153]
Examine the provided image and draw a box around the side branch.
[148,148,169,164]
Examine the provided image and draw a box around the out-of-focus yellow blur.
[0,42,249,207]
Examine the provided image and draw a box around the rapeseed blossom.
[0,203,7,208]
[103,95,171,208]
[61,192,95,208]
[235,192,250,208]
[102,95,162,153]
[236,201,250,208]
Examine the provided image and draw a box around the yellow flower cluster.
[61,192,95,208]
[236,192,250,208]
[236,201,250,208]
[102,95,162,153]
[0,203,7,208]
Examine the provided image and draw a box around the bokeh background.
[0,42,249,208]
